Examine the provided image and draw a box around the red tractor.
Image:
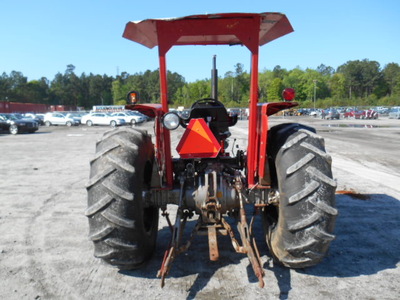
[86,12,337,288]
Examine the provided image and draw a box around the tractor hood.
[123,12,293,51]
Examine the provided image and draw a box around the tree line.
[1,60,400,110]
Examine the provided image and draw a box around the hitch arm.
[157,215,200,287]
[157,176,198,288]
[157,177,185,287]
[235,175,265,288]
[236,206,265,288]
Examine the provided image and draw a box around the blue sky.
[1,0,399,83]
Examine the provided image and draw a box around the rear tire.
[86,127,158,269]
[263,123,337,268]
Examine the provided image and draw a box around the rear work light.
[282,88,295,101]
[162,112,180,130]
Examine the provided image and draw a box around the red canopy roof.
[123,12,293,52]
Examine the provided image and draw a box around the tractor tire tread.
[101,209,136,229]
[86,127,158,270]
[287,211,322,231]
[85,166,115,189]
[264,123,337,268]
[285,237,318,252]
[105,238,138,250]
[85,194,114,217]
[89,225,115,241]
[102,179,134,201]
[288,180,320,204]
[91,143,120,163]
[286,153,315,175]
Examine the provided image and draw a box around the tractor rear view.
[85,12,337,288]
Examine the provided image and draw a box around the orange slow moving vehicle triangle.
[176,118,221,159]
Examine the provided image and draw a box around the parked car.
[364,109,378,119]
[0,113,39,134]
[376,106,389,115]
[0,114,12,133]
[63,112,85,124]
[129,110,151,121]
[343,109,365,119]
[343,108,378,119]
[24,113,45,125]
[309,109,319,117]
[110,111,146,125]
[10,113,26,120]
[322,108,340,120]
[81,112,126,127]
[44,112,80,126]
[388,107,400,119]
[36,114,46,125]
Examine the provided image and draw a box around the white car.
[388,107,400,119]
[44,112,80,126]
[110,111,146,125]
[64,112,85,124]
[130,110,151,121]
[81,112,126,127]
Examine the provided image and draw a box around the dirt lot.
[0,116,399,299]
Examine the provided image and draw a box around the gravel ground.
[0,115,399,299]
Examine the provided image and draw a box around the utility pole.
[313,80,318,111]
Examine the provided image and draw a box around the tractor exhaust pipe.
[211,55,218,100]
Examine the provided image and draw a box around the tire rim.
[10,125,18,135]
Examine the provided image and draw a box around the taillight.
[127,90,140,104]
[282,88,295,101]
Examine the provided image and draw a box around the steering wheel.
[179,98,221,128]
[190,97,225,109]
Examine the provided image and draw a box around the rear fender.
[266,122,316,186]
[249,101,298,187]
[126,103,173,188]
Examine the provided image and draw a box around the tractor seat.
[187,98,238,140]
